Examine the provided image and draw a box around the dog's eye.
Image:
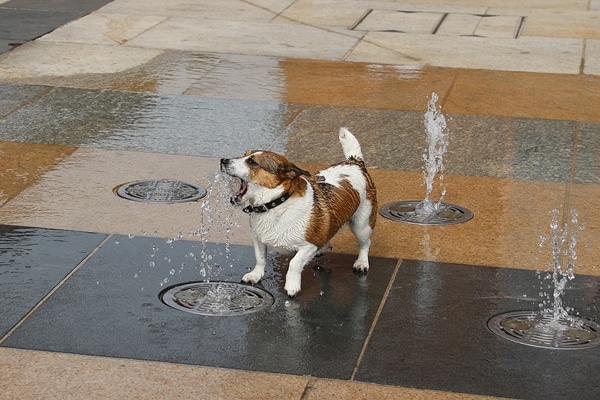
[246,157,258,167]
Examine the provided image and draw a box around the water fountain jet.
[488,207,600,350]
[379,93,473,225]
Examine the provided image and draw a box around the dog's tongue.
[231,179,248,205]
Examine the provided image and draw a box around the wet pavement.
[1,0,600,399]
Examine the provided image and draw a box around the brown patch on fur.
[304,179,361,248]
[364,169,377,229]
[246,151,310,195]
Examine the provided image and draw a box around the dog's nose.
[220,158,229,171]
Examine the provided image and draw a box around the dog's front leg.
[284,245,317,297]
[242,235,267,284]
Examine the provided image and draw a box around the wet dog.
[220,128,377,297]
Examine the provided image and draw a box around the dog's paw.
[284,278,301,297]
[242,271,263,284]
[352,260,370,274]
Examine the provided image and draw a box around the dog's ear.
[279,162,310,180]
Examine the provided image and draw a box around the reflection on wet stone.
[0,86,289,157]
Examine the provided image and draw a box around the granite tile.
[435,13,481,36]
[446,115,575,182]
[355,10,444,34]
[98,0,276,21]
[0,41,163,77]
[276,0,369,27]
[574,122,600,184]
[279,0,487,27]
[520,11,600,39]
[354,260,600,399]
[445,69,600,122]
[0,82,49,117]
[2,239,397,379]
[0,38,13,54]
[281,59,457,111]
[0,141,76,205]
[0,9,82,46]
[0,87,289,157]
[474,15,522,39]
[332,169,577,274]
[126,17,359,60]
[485,0,589,12]
[0,149,252,243]
[0,348,309,400]
[0,225,107,338]
[2,0,112,13]
[349,33,582,74]
[567,184,600,278]
[308,378,509,400]
[39,12,167,45]
[585,39,600,75]
[284,105,576,182]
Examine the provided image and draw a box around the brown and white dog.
[220,128,377,297]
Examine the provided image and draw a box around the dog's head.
[220,150,310,205]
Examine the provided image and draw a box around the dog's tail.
[339,127,364,161]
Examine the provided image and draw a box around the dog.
[220,128,377,297]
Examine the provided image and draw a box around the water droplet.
[149,261,155,268]
[114,237,121,244]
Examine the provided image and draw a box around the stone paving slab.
[350,33,583,73]
[0,225,107,338]
[355,260,600,399]
[2,238,398,379]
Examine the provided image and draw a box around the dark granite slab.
[285,106,576,182]
[0,225,107,338]
[355,260,600,399]
[2,0,112,13]
[575,122,600,184]
[2,236,397,379]
[0,87,289,157]
[0,83,49,117]
[0,0,114,54]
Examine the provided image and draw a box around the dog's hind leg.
[349,204,373,273]
[284,245,317,297]
[242,236,267,284]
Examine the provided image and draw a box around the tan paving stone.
[520,11,600,39]
[0,348,309,400]
[39,12,167,45]
[584,39,600,75]
[126,18,359,60]
[349,33,583,73]
[355,10,443,34]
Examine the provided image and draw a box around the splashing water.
[192,170,241,282]
[418,93,449,215]
[538,207,586,322]
[147,171,241,287]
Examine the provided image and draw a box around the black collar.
[242,192,292,214]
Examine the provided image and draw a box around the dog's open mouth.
[230,178,248,205]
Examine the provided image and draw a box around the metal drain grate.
[487,311,600,350]
[160,281,274,316]
[115,180,206,203]
[379,200,473,225]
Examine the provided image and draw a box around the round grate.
[379,200,473,225]
[487,310,600,350]
[115,180,206,203]
[160,281,274,316]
